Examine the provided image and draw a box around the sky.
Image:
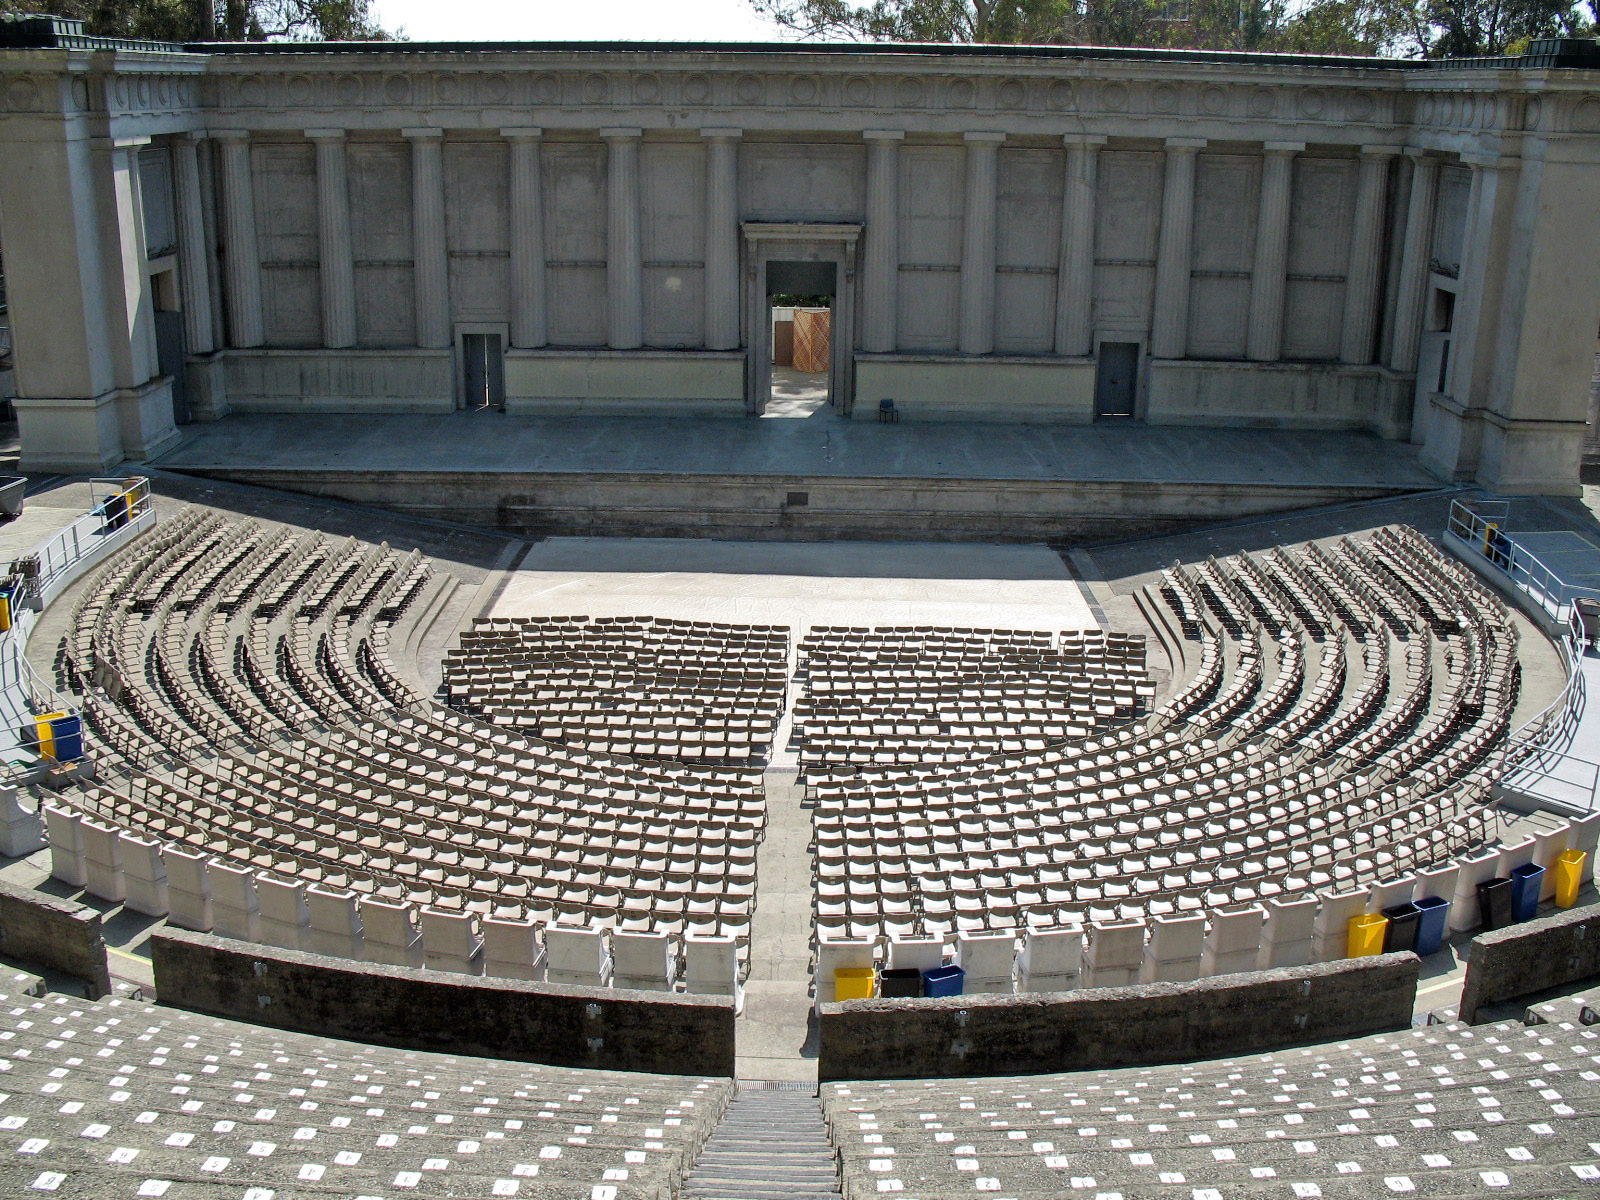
[370,0,795,42]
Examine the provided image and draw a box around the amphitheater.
[0,16,1599,1200]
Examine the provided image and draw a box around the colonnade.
[195,125,1451,373]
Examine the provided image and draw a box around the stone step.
[682,1089,842,1200]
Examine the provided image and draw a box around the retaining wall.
[818,953,1419,1081]
[1458,900,1600,1023]
[151,928,736,1076]
[0,879,111,998]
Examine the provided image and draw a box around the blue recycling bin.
[1509,862,1545,923]
[922,964,965,998]
[1413,895,1451,956]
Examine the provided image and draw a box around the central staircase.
[683,1084,842,1200]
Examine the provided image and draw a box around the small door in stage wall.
[461,332,505,410]
[1094,341,1139,420]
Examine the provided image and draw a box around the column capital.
[304,128,347,141]
[499,126,544,141]
[700,127,743,140]
[600,126,643,140]
[1165,137,1207,153]
[1061,133,1107,148]
[1262,141,1304,155]
[1461,150,1512,170]
[210,128,250,142]
[179,130,208,144]
[1359,144,1402,159]
[863,129,906,142]
[1402,146,1442,161]
[401,127,445,140]
[964,131,1007,145]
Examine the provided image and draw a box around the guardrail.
[1446,498,1600,625]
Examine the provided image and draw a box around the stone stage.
[155,410,1444,543]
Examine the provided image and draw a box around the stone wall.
[1458,900,1600,1023]
[818,953,1419,1081]
[151,928,736,1076]
[0,879,111,999]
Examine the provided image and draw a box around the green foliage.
[749,0,1596,56]
[3,0,396,41]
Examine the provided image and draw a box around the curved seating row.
[807,525,1544,986]
[0,985,730,1200]
[822,992,1600,1199]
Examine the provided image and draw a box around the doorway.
[459,331,506,411]
[1094,342,1140,420]
[765,260,836,419]
[151,268,190,425]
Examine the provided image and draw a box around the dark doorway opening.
[765,261,837,419]
[462,332,506,411]
[1094,342,1140,420]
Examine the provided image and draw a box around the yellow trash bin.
[1347,913,1388,958]
[834,966,875,1002]
[1554,848,1586,909]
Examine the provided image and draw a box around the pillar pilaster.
[1054,134,1105,358]
[404,128,451,350]
[862,129,904,354]
[1245,142,1300,363]
[1340,146,1398,365]
[702,128,742,352]
[307,129,356,349]
[213,130,263,349]
[959,132,1005,355]
[1152,138,1205,360]
[602,127,644,350]
[173,133,215,357]
[1388,152,1439,374]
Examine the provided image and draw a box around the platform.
[157,411,1442,543]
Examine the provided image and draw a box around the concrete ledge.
[1458,900,1600,1024]
[151,927,736,1076]
[818,954,1419,1081]
[0,879,111,999]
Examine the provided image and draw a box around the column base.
[186,353,231,422]
[117,376,181,461]
[1475,411,1585,496]
[1415,392,1484,484]
[14,390,125,473]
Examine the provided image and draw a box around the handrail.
[1447,497,1600,622]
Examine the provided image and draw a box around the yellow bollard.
[1554,849,1586,909]
[1346,913,1388,958]
[834,966,875,1002]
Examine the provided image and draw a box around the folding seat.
[0,786,44,858]
[954,932,1017,995]
[209,861,262,943]
[118,832,169,916]
[544,925,612,987]
[1200,905,1266,977]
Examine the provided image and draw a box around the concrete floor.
[763,367,831,419]
[155,409,1441,488]
[491,537,1097,632]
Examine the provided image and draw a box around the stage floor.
[490,536,1097,632]
[157,410,1441,488]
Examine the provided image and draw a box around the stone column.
[1245,141,1301,363]
[862,129,904,354]
[1444,156,1499,401]
[404,128,451,350]
[502,127,546,349]
[959,132,1005,355]
[1054,134,1105,358]
[173,132,215,356]
[307,129,356,349]
[602,127,644,350]
[1340,146,1397,365]
[95,136,157,388]
[213,130,263,348]
[702,128,742,352]
[1387,152,1438,374]
[1151,138,1205,360]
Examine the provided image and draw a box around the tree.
[747,0,1595,55]
[2,0,396,41]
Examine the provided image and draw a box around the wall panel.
[1093,151,1161,336]
[252,142,320,347]
[1284,157,1356,361]
[349,142,414,347]
[994,147,1061,354]
[544,142,608,346]
[1188,153,1258,360]
[739,142,864,223]
[445,141,509,324]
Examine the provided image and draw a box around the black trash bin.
[1382,902,1422,953]
[878,967,924,998]
[1477,877,1514,931]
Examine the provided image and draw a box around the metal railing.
[1446,497,1600,624]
